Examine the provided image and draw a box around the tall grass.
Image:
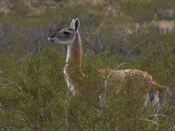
[0,0,175,130]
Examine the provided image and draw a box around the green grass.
[0,0,175,130]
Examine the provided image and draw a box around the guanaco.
[48,18,170,105]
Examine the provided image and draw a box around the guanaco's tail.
[152,81,171,96]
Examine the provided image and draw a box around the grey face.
[48,28,76,44]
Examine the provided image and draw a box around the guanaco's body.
[48,18,169,105]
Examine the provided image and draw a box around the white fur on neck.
[66,35,76,63]
[64,34,77,95]
[64,64,76,95]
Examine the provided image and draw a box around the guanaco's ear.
[70,19,75,28]
[74,18,80,32]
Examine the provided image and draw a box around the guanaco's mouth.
[48,37,55,43]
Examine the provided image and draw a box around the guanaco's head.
[48,18,80,44]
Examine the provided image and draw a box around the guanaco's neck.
[66,31,82,69]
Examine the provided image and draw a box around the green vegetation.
[0,0,175,130]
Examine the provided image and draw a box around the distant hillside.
[0,0,57,16]
[1,0,175,19]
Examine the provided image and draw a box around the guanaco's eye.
[64,31,70,35]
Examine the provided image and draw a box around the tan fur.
[48,18,170,105]
[66,32,82,68]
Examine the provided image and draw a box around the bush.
[0,0,175,130]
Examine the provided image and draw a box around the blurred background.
[0,0,175,57]
[0,0,175,130]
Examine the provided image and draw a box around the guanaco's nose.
[48,35,55,43]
